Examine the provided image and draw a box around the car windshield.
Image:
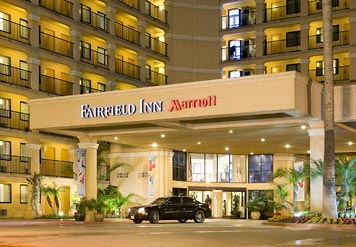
[150,197,168,205]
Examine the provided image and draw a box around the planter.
[250,211,261,220]
[94,212,105,222]
[74,212,85,221]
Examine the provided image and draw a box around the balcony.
[40,158,73,178]
[115,58,140,80]
[221,10,256,30]
[115,22,140,45]
[39,0,73,18]
[0,64,31,88]
[115,0,139,10]
[308,0,349,15]
[145,0,167,24]
[263,39,300,55]
[0,18,30,44]
[39,31,74,58]
[146,69,166,85]
[221,45,256,62]
[145,34,167,56]
[264,4,300,22]
[0,155,31,175]
[308,30,349,49]
[0,109,29,131]
[39,74,73,96]
[308,66,350,84]
[80,46,109,69]
[80,85,105,94]
[80,4,109,32]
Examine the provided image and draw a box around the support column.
[255,31,265,58]
[255,0,264,24]
[300,58,310,77]
[106,44,116,72]
[300,24,309,51]
[70,69,81,95]
[28,14,40,48]
[308,121,324,212]
[70,30,81,62]
[26,143,41,175]
[106,6,116,35]
[27,58,40,90]
[138,55,147,82]
[212,190,223,218]
[138,21,146,48]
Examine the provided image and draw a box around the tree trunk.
[322,0,338,218]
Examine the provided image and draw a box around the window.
[248,154,273,183]
[145,64,151,81]
[0,184,11,203]
[97,47,107,65]
[317,0,339,9]
[20,143,28,162]
[0,97,11,118]
[80,5,91,23]
[97,82,105,92]
[286,63,301,72]
[0,12,10,33]
[228,8,240,29]
[80,78,91,94]
[20,184,28,204]
[97,12,106,30]
[173,151,187,181]
[0,55,10,76]
[80,41,91,59]
[218,154,231,182]
[333,59,339,75]
[316,25,339,43]
[0,140,11,160]
[286,0,300,15]
[19,60,28,80]
[316,59,339,76]
[333,25,339,41]
[286,31,300,47]
[20,101,29,121]
[19,19,28,39]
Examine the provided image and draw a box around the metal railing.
[115,22,140,45]
[221,10,256,30]
[145,0,167,24]
[0,109,29,130]
[115,58,140,80]
[264,4,300,22]
[39,31,74,58]
[263,39,301,55]
[115,0,139,10]
[80,46,109,69]
[0,64,31,88]
[309,66,350,84]
[0,155,31,175]
[308,0,349,15]
[39,74,73,96]
[80,85,105,94]
[308,30,349,49]
[221,45,256,62]
[145,34,167,56]
[0,18,30,44]
[40,158,73,178]
[80,4,109,32]
[39,0,73,18]
[146,69,167,85]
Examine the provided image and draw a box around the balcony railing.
[145,0,167,24]
[0,18,30,44]
[80,85,105,94]
[221,45,256,61]
[39,74,73,96]
[145,34,167,56]
[40,158,73,178]
[263,39,301,55]
[115,58,140,80]
[221,10,256,30]
[146,69,167,85]
[308,30,349,49]
[0,109,29,131]
[0,155,31,175]
[39,31,74,58]
[308,0,349,15]
[264,4,300,22]
[0,64,31,88]
[80,46,109,69]
[39,0,73,18]
[308,66,350,84]
[80,4,109,32]
[115,0,139,10]
[115,22,140,45]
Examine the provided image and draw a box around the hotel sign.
[80,95,217,118]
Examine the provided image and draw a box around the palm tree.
[41,184,62,215]
[335,157,356,211]
[322,0,338,218]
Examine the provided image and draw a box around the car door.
[161,197,181,220]
[180,197,196,218]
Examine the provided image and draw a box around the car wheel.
[148,210,159,224]
[133,219,142,224]
[178,219,187,223]
[194,210,206,223]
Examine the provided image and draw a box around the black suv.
[127,196,212,224]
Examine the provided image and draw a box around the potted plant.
[230,194,241,218]
[74,199,86,221]
[247,197,266,220]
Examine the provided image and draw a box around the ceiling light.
[229,130,233,134]
[225,147,229,151]
[348,141,353,146]
[160,134,165,138]
[197,141,201,145]
[114,137,118,140]
[301,125,306,130]
[285,144,291,149]
[151,142,158,148]
[261,138,265,142]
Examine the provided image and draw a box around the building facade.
[1,0,356,219]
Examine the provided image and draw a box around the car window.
[151,197,168,205]
[182,197,194,204]
[167,197,181,204]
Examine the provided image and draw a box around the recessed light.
[348,141,353,146]
[225,147,229,151]
[114,137,118,140]
[261,138,265,142]
[301,125,307,130]
[151,142,158,148]
[197,141,201,145]
[161,134,165,138]
[229,130,233,134]
[285,144,291,149]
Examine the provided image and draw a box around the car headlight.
[138,207,145,213]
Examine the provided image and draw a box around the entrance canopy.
[28,72,356,154]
